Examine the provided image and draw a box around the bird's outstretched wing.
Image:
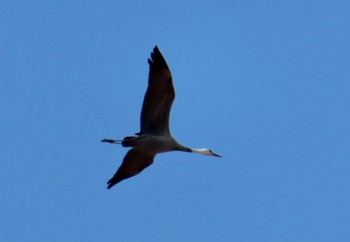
[138,46,175,136]
[107,148,155,189]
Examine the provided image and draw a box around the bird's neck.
[173,142,192,152]
[191,148,209,155]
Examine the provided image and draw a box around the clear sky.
[1,1,349,241]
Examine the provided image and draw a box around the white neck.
[191,148,212,156]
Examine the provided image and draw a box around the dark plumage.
[102,46,221,189]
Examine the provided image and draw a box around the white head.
[191,148,221,157]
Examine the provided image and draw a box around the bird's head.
[191,148,221,157]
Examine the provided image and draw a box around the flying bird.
[102,46,221,189]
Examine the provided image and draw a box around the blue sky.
[1,1,349,241]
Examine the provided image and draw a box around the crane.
[102,46,221,189]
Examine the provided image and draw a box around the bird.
[102,46,221,189]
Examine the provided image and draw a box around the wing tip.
[106,175,122,189]
[107,179,117,189]
[148,45,168,68]
[153,45,161,56]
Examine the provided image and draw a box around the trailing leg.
[101,138,122,144]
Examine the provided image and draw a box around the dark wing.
[107,148,155,189]
[138,46,175,136]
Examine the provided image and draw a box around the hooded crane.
[102,46,221,189]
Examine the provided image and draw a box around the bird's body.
[121,135,190,153]
[103,46,220,189]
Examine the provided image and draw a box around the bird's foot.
[101,138,122,144]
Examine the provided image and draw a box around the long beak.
[213,152,222,158]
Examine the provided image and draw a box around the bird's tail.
[120,136,137,147]
[102,136,138,147]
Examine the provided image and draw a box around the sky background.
[1,1,349,241]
